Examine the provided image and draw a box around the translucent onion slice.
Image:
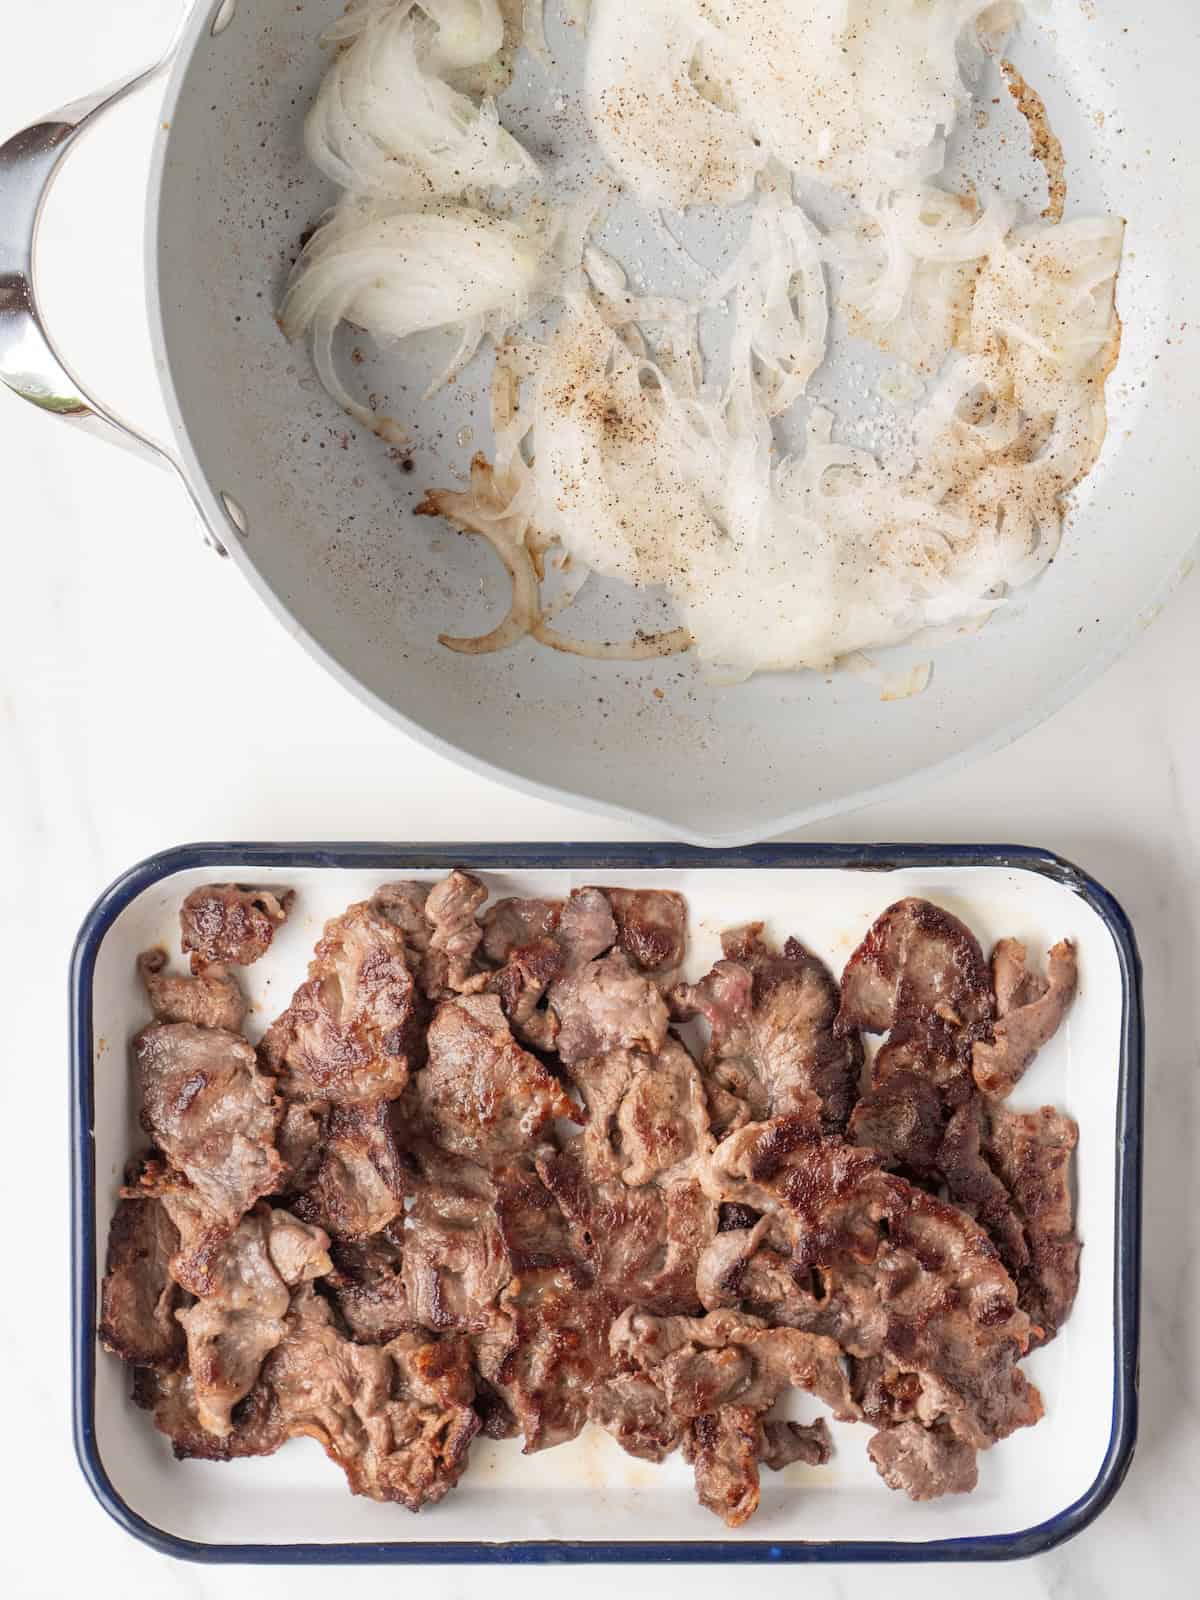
[306,0,536,202]
[280,200,548,437]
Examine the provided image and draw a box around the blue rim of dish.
[71,842,1142,1565]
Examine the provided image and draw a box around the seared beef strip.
[138,949,247,1032]
[133,1364,281,1463]
[867,1421,978,1500]
[973,940,1077,1100]
[418,993,575,1162]
[551,949,669,1067]
[402,1162,510,1332]
[554,887,619,973]
[610,1306,859,1422]
[700,1119,1043,1451]
[135,1022,282,1226]
[99,1195,186,1370]
[480,897,563,965]
[673,926,861,1135]
[180,884,293,974]
[761,1417,832,1470]
[985,1106,1081,1344]
[324,1229,413,1344]
[937,1099,1030,1284]
[843,903,1080,1347]
[277,1102,325,1191]
[589,1371,682,1461]
[487,936,563,1050]
[421,870,488,997]
[175,1205,331,1437]
[837,898,993,1036]
[685,1406,763,1527]
[537,1147,714,1313]
[681,1408,835,1528]
[600,888,688,974]
[166,1285,479,1509]
[293,1099,408,1240]
[474,1270,616,1453]
[372,881,433,952]
[848,1069,945,1174]
[562,1036,711,1186]
[260,902,427,1104]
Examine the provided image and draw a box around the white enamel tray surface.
[73,846,1139,1561]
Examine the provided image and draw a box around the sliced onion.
[306,0,536,202]
[416,455,542,653]
[532,621,694,659]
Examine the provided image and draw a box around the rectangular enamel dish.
[71,844,1141,1564]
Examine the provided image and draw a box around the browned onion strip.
[531,621,694,660]
[416,456,541,656]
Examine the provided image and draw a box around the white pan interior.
[89,860,1124,1549]
[149,1,1200,842]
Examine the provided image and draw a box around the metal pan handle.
[0,11,227,553]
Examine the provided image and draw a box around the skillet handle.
[0,20,227,554]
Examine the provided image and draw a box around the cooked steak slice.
[293,1100,408,1240]
[686,1407,762,1527]
[421,870,488,996]
[480,897,563,965]
[695,1216,773,1311]
[700,1118,1043,1450]
[589,1371,682,1461]
[491,1162,580,1276]
[137,949,247,1032]
[760,1417,832,1470]
[848,1069,945,1173]
[248,1286,480,1509]
[973,940,1077,1100]
[848,1355,923,1427]
[551,950,669,1067]
[176,1205,331,1437]
[403,1169,510,1332]
[99,1196,185,1369]
[537,1147,713,1313]
[324,1229,413,1344]
[564,1036,710,1187]
[418,993,576,1162]
[276,1102,325,1191]
[868,1421,978,1500]
[180,884,293,974]
[260,902,427,1104]
[135,1022,282,1225]
[674,927,861,1134]
[474,1377,521,1439]
[611,1307,859,1422]
[937,1099,1030,1283]
[474,1270,616,1453]
[837,898,993,1036]
[371,880,433,952]
[487,935,563,1050]
[986,1106,1081,1344]
[555,887,618,973]
[134,1365,284,1463]
[600,888,687,974]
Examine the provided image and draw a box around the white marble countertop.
[2,6,1196,1596]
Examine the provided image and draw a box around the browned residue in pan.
[1001,60,1067,223]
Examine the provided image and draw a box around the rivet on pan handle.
[0,7,229,555]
